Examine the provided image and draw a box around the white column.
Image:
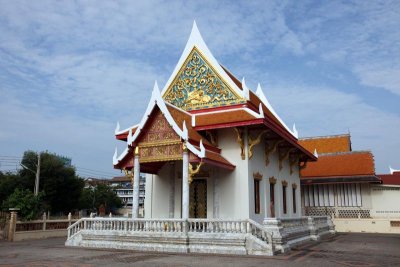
[213,172,220,218]
[182,144,189,219]
[132,147,140,218]
[169,163,175,218]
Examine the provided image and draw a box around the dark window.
[283,184,287,214]
[270,183,275,217]
[292,187,296,213]
[254,179,260,214]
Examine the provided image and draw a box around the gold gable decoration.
[163,47,244,110]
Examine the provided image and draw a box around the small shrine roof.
[301,151,376,179]
[299,134,351,154]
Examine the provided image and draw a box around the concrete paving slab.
[0,233,399,266]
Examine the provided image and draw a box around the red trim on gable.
[194,119,264,131]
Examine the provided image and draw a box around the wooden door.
[189,179,207,218]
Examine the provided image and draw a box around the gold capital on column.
[182,143,188,152]
[134,146,139,155]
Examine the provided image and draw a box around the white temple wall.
[144,173,153,218]
[218,128,250,219]
[150,164,171,218]
[247,135,266,223]
[370,184,400,218]
[174,161,183,218]
[263,144,301,219]
[361,183,372,209]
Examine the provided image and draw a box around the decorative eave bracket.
[265,139,284,166]
[189,162,204,184]
[233,127,245,160]
[279,147,296,171]
[248,130,269,160]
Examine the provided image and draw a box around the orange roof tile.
[195,109,257,127]
[299,134,351,154]
[165,104,213,147]
[301,151,375,178]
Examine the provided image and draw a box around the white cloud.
[266,82,400,173]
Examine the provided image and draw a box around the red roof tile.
[377,172,400,185]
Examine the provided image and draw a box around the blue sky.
[0,0,399,177]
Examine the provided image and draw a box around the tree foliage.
[2,189,44,220]
[1,150,121,217]
[79,184,122,213]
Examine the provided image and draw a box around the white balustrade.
[67,218,272,246]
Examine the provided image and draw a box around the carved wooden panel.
[138,109,182,163]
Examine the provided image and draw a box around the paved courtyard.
[1,233,400,266]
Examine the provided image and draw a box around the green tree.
[2,189,44,220]
[79,184,122,213]
[9,150,84,214]
[0,171,26,205]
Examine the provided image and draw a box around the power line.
[75,166,119,176]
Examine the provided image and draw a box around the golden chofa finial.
[134,146,139,155]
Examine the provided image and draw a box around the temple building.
[112,22,317,222]
[299,134,400,233]
[66,22,334,255]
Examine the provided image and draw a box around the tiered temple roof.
[299,134,380,184]
[113,22,316,173]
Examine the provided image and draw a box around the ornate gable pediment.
[163,47,244,111]
[137,109,183,163]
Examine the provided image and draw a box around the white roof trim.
[113,147,118,165]
[115,123,139,135]
[186,140,206,158]
[113,147,129,166]
[192,114,196,127]
[256,83,297,139]
[161,21,244,99]
[128,81,188,146]
[119,81,203,160]
[243,107,264,119]
[389,166,400,175]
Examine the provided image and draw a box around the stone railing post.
[68,212,72,227]
[263,218,288,253]
[8,208,19,241]
[327,216,336,234]
[42,212,47,231]
[307,216,320,241]
[90,212,94,218]
[109,212,112,218]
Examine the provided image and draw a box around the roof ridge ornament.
[256,83,297,139]
[127,128,133,146]
[115,121,120,134]
[292,123,299,139]
[241,77,250,100]
[389,166,400,175]
[314,148,319,158]
[182,121,188,141]
[258,103,264,118]
[113,147,118,165]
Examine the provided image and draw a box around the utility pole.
[34,153,41,196]
[21,152,41,196]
